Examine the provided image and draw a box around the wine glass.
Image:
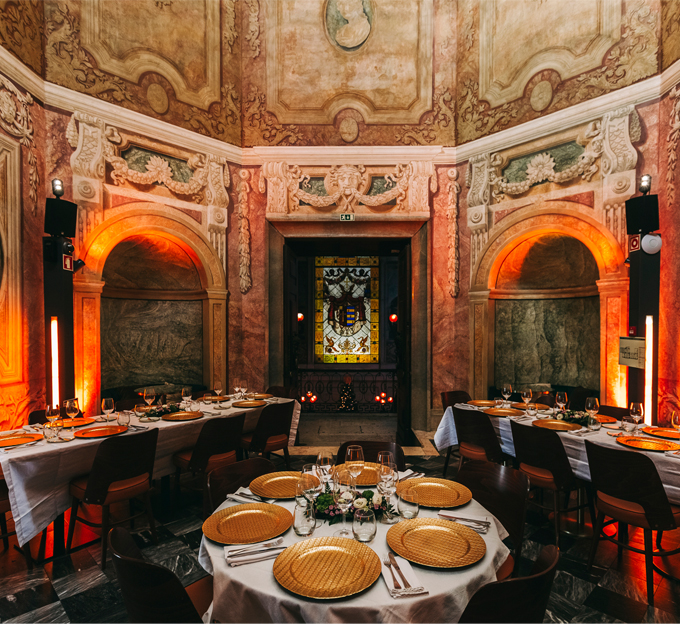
[102,397,114,422]
[377,462,398,524]
[181,387,192,405]
[64,398,79,419]
[377,450,394,466]
[143,388,155,406]
[630,402,644,434]
[555,392,568,413]
[301,464,322,500]
[501,383,512,407]
[316,452,334,484]
[398,488,419,519]
[332,470,356,538]
[671,411,680,432]
[214,381,223,397]
[585,397,600,430]
[45,404,60,425]
[622,415,636,433]
[521,389,532,407]
[345,445,364,480]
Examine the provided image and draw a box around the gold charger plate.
[532,419,582,431]
[53,417,95,428]
[251,393,273,400]
[396,477,472,508]
[233,400,267,408]
[161,411,204,422]
[511,402,537,410]
[334,462,380,486]
[0,433,42,448]
[273,536,381,599]
[387,518,486,568]
[617,436,680,451]
[250,471,302,499]
[203,503,292,545]
[467,400,495,407]
[641,427,680,440]
[597,415,617,424]
[484,408,524,417]
[74,425,128,439]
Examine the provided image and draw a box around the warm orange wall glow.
[50,317,60,409]
[645,315,653,425]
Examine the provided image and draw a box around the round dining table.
[197,488,511,623]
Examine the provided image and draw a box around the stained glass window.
[315,256,379,364]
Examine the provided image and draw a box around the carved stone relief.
[446,169,460,298]
[237,170,252,294]
[667,86,680,206]
[223,0,238,54]
[244,0,260,58]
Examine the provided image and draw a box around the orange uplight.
[300,396,306,402]
[389,314,398,322]
[50,317,60,408]
[375,395,380,402]
[297,313,304,321]
[311,395,318,403]
[306,391,313,397]
[388,397,393,403]
[380,392,386,398]
[645,315,653,425]
[381,399,386,404]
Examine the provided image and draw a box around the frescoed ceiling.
[0,0,676,148]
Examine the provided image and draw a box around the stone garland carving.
[45,3,133,103]
[446,169,460,298]
[604,202,627,249]
[237,170,252,294]
[0,75,38,214]
[244,87,303,146]
[244,0,260,58]
[394,89,454,146]
[667,86,680,206]
[223,0,238,53]
[489,120,604,203]
[466,154,491,273]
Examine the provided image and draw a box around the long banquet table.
[198,494,510,623]
[0,399,300,547]
[434,404,680,504]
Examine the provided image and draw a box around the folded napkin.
[398,469,424,481]
[226,487,274,505]
[437,511,490,533]
[664,451,680,459]
[224,539,286,567]
[567,428,599,437]
[382,554,428,599]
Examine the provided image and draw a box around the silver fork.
[383,555,401,590]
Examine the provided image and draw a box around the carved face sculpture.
[334,165,362,195]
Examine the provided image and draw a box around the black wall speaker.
[44,198,78,238]
[625,194,659,235]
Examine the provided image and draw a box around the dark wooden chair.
[511,420,595,548]
[567,386,596,412]
[109,527,208,623]
[336,441,406,471]
[66,429,159,569]
[440,390,472,476]
[172,414,245,509]
[585,440,680,604]
[205,457,277,515]
[192,389,216,400]
[456,461,529,579]
[266,386,293,398]
[452,406,504,473]
[459,544,559,623]
[28,409,47,425]
[115,398,139,412]
[240,401,295,469]
[534,393,555,408]
[0,477,14,551]
[597,404,629,419]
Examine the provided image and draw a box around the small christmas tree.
[338,375,357,411]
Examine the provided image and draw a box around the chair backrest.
[188,413,245,473]
[534,393,555,408]
[83,429,159,505]
[192,389,216,400]
[115,398,138,412]
[567,386,596,412]
[335,441,406,471]
[584,440,675,530]
[597,404,629,419]
[206,457,277,514]
[109,527,202,623]
[28,409,47,425]
[459,544,559,623]
[456,461,529,567]
[266,386,293,399]
[452,407,503,464]
[510,420,574,491]
[441,390,472,410]
[247,402,295,452]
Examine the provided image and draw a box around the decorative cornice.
[243,145,445,166]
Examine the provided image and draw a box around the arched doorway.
[469,205,628,407]
[73,203,227,416]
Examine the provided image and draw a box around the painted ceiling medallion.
[530,80,553,112]
[325,0,373,51]
[339,117,359,142]
[146,83,169,115]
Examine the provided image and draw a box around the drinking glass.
[521,389,533,406]
[585,397,600,418]
[501,383,512,407]
[43,423,61,443]
[671,412,680,432]
[214,382,223,397]
[353,508,377,542]
[378,462,398,524]
[45,405,60,425]
[143,389,155,406]
[134,404,147,421]
[332,470,356,538]
[630,402,644,434]
[240,381,248,399]
[64,398,79,419]
[117,411,131,427]
[622,415,636,433]
[377,451,394,466]
[494,397,503,409]
[102,397,114,422]
[527,405,538,418]
[345,445,364,479]
[301,464,322,500]
[181,387,192,405]
[202,394,214,407]
[555,392,568,412]
[587,414,602,432]
[398,488,419,519]
[316,452,334,484]
[293,501,316,537]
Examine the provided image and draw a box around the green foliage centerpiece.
[554,409,589,427]
[314,483,395,525]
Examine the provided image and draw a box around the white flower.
[526,153,555,183]
[353,497,367,509]
[340,490,354,501]
[372,494,383,506]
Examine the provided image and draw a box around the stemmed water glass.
[345,445,364,480]
[301,464,323,500]
[143,388,155,407]
[316,452,334,485]
[521,389,532,407]
[377,450,394,466]
[214,381,223,397]
[377,462,399,524]
[332,470,356,537]
[45,405,60,441]
[555,392,568,413]
[62,399,79,440]
[671,412,680,432]
[181,387,192,406]
[585,397,600,431]
[501,383,513,407]
[630,402,644,434]
[102,397,115,422]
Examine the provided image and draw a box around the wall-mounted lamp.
[51,178,64,198]
[639,174,652,195]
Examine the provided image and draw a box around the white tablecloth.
[0,399,300,546]
[434,404,680,505]
[198,494,510,623]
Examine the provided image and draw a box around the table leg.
[52,513,65,557]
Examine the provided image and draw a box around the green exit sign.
[340,213,355,221]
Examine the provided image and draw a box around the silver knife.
[389,552,411,589]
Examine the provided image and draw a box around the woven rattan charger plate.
[396,477,472,508]
[74,425,128,438]
[203,503,292,544]
[616,436,680,452]
[641,427,680,440]
[250,471,302,499]
[484,408,524,417]
[532,419,582,431]
[467,400,495,408]
[250,393,273,400]
[53,417,95,428]
[232,400,267,408]
[387,518,486,568]
[334,462,380,486]
[273,536,381,599]
[161,411,204,422]
[0,433,42,448]
[511,402,538,410]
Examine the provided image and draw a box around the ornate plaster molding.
[667,86,680,205]
[395,89,454,146]
[601,106,641,175]
[223,0,238,54]
[244,0,261,58]
[237,170,252,293]
[0,75,38,214]
[446,169,460,298]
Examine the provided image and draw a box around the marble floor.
[1,448,680,623]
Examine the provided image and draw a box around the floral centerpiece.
[314,483,396,525]
[144,403,182,418]
[554,409,589,427]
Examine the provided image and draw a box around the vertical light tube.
[645,315,653,425]
[50,316,60,409]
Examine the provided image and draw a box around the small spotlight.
[387,397,393,403]
[51,179,64,198]
[73,259,86,272]
[297,313,304,322]
[380,392,386,398]
[639,174,652,195]
[375,395,380,402]
[300,396,306,402]
[624,257,631,265]
[389,314,398,323]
